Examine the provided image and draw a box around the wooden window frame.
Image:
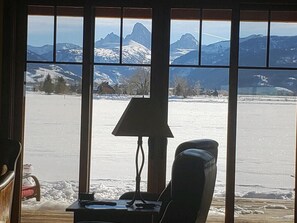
[2,0,297,222]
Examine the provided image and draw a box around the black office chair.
[159,148,216,223]
[78,148,217,223]
[119,139,218,219]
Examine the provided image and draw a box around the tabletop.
[66,199,161,223]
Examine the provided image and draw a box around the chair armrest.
[0,171,15,190]
[119,191,159,201]
[22,174,41,201]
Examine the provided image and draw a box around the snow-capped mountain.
[124,22,151,49]
[26,22,297,94]
[95,32,121,48]
[27,23,152,85]
[170,33,199,62]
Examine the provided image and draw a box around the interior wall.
[0,0,3,119]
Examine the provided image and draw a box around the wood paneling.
[0,0,2,114]
[0,177,14,223]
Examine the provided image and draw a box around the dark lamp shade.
[112,98,173,137]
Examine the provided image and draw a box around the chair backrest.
[157,139,218,219]
[0,139,22,223]
[175,139,218,162]
[159,149,217,223]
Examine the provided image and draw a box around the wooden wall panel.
[0,0,3,126]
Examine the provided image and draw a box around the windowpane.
[95,7,121,63]
[93,65,150,96]
[235,69,296,222]
[269,11,297,68]
[239,11,268,67]
[27,7,54,61]
[201,10,231,66]
[24,6,84,222]
[168,67,229,222]
[23,63,82,215]
[56,7,83,63]
[122,8,152,64]
[170,9,200,65]
[91,65,150,199]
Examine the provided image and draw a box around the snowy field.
[23,92,296,212]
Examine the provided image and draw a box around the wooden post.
[225,5,240,223]
[295,108,297,223]
[148,4,171,194]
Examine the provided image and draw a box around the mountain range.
[26,23,297,94]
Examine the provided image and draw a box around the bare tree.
[127,68,150,96]
[192,80,201,96]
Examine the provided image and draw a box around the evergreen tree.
[54,76,67,94]
[43,74,54,94]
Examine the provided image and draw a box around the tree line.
[37,69,219,97]
[38,74,81,94]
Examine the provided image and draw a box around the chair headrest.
[175,139,218,162]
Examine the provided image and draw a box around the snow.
[27,66,79,83]
[23,92,296,213]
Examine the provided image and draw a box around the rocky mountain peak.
[124,22,151,49]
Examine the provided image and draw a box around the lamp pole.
[127,136,146,206]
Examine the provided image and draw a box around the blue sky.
[27,15,297,47]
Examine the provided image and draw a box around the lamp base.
[126,191,146,207]
[126,136,146,207]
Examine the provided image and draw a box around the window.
[235,10,297,222]
[168,8,231,222]
[270,11,297,68]
[90,7,152,199]
[23,6,83,219]
[239,11,268,67]
[20,3,297,223]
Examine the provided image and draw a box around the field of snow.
[22,92,296,213]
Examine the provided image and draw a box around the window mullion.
[198,8,202,66]
[225,5,240,223]
[119,7,123,64]
[53,6,57,62]
[79,1,94,193]
[266,10,271,68]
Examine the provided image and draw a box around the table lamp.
[112,97,173,207]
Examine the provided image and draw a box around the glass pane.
[23,63,82,217]
[201,10,231,66]
[170,9,200,65]
[270,11,297,68]
[27,7,54,61]
[239,11,268,67]
[123,8,152,64]
[168,67,229,222]
[169,67,228,95]
[235,69,296,222]
[56,7,83,63]
[91,65,150,199]
[93,65,150,96]
[95,7,121,63]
